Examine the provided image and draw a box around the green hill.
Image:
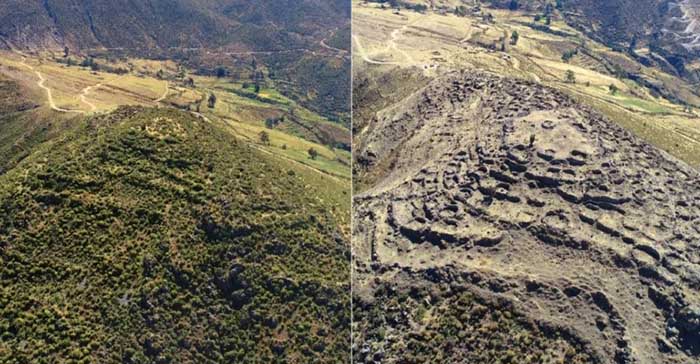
[0,106,350,363]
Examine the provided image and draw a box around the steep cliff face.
[353,71,700,364]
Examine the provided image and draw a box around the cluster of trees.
[209,58,266,95]
[56,53,127,75]
[82,57,96,70]
[531,1,564,24]
[216,66,228,78]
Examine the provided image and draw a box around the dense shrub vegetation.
[0,107,349,363]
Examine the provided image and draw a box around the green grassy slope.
[0,106,349,364]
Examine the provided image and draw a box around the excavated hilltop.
[353,71,700,364]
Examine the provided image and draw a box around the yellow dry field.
[0,50,170,113]
[353,3,480,74]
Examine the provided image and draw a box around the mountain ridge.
[0,0,350,52]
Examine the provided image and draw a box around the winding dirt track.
[320,28,349,54]
[154,81,170,102]
[79,84,99,111]
[24,63,85,113]
[14,52,85,113]
[352,35,400,65]
[353,18,424,66]
[15,51,171,112]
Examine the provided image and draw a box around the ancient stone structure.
[354,72,700,364]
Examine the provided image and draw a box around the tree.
[208,93,217,108]
[216,66,227,78]
[545,3,554,15]
[254,83,261,94]
[562,49,577,63]
[609,84,619,95]
[413,4,428,13]
[628,37,638,54]
[259,131,270,145]
[81,57,93,68]
[455,5,468,16]
[511,31,520,45]
[308,148,319,160]
[509,0,519,10]
[265,116,283,129]
[63,46,69,58]
[612,63,627,79]
[565,70,576,83]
